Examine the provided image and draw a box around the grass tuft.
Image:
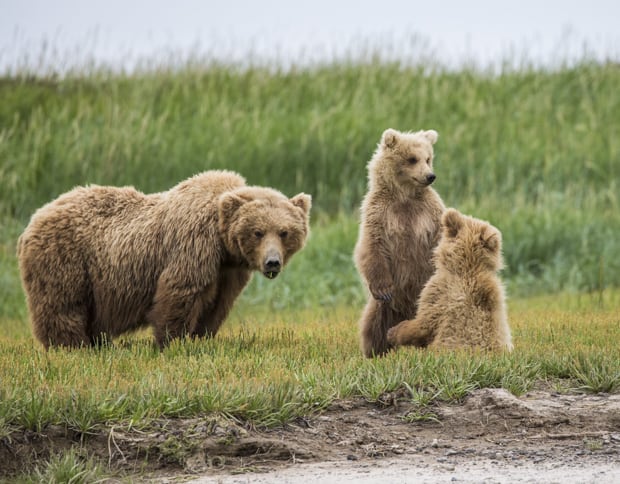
[31,449,106,484]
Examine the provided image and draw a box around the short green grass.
[1,292,618,438]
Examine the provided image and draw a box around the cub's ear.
[218,192,246,226]
[481,226,501,252]
[442,208,463,238]
[423,129,438,144]
[290,193,312,216]
[381,128,399,149]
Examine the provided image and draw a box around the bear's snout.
[425,173,436,185]
[263,250,282,279]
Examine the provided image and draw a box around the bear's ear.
[480,226,501,252]
[381,128,399,149]
[290,193,312,216]
[423,130,438,145]
[218,192,246,224]
[442,208,463,238]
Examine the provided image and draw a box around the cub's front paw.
[369,280,394,302]
[387,326,399,346]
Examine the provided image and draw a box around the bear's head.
[369,128,439,192]
[218,187,312,279]
[435,208,503,274]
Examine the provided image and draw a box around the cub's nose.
[426,173,436,185]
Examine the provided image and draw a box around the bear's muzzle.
[263,251,282,279]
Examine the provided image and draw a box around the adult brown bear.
[18,170,311,349]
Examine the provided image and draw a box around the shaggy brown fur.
[17,170,311,349]
[387,209,513,351]
[354,128,445,357]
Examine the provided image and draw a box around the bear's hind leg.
[31,304,92,349]
[20,242,93,349]
[359,299,399,358]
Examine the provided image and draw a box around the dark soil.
[1,389,619,482]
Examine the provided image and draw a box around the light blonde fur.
[387,208,513,351]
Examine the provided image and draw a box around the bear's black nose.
[265,257,281,270]
[426,173,436,184]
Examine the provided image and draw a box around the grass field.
[2,293,620,481]
[1,56,619,318]
[1,292,619,431]
[0,291,619,481]
[0,47,619,480]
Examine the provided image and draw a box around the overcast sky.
[1,0,619,72]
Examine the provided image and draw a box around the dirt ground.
[2,388,619,482]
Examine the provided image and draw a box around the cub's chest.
[384,208,437,243]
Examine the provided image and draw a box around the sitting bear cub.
[388,208,513,351]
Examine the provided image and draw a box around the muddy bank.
[2,389,619,482]
[184,389,620,483]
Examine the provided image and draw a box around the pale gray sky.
[1,0,618,72]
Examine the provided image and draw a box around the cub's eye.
[279,230,288,239]
[254,230,264,239]
[407,157,418,164]
[426,157,431,164]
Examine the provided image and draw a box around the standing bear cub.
[387,209,513,351]
[18,170,311,349]
[354,128,445,357]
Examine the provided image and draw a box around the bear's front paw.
[387,326,399,346]
[369,280,394,302]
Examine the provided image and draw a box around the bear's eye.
[254,230,264,239]
[426,157,431,164]
[407,156,418,164]
[279,230,288,239]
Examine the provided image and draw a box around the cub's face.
[375,128,438,189]
[437,208,503,273]
[218,189,311,278]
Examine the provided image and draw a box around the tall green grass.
[1,53,619,323]
[1,60,618,217]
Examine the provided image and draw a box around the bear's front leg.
[191,267,251,338]
[147,282,203,348]
[367,272,395,302]
[356,242,394,302]
[387,317,432,348]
